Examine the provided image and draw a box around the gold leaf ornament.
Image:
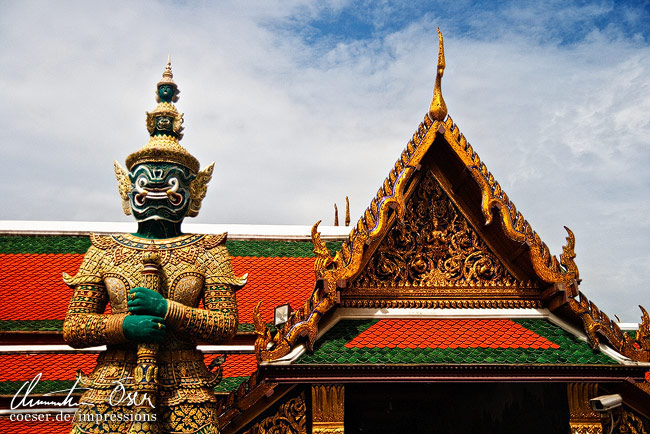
[113,161,132,216]
[188,162,214,217]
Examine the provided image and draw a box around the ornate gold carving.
[602,407,649,434]
[439,116,579,286]
[617,410,648,434]
[127,134,200,174]
[146,102,184,137]
[312,385,344,434]
[105,312,128,343]
[187,162,215,217]
[352,170,519,288]
[256,104,442,361]
[256,30,584,363]
[568,383,603,434]
[428,28,447,122]
[341,298,542,309]
[114,160,132,216]
[240,393,306,434]
[567,291,650,362]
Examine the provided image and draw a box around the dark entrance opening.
[345,382,569,434]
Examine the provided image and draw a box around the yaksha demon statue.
[62,59,246,434]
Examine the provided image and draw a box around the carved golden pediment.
[352,170,520,290]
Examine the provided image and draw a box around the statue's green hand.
[127,287,168,318]
[122,315,166,343]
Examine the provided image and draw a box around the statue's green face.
[154,116,174,135]
[158,84,176,103]
[128,163,195,223]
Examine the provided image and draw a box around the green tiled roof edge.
[297,319,617,365]
[226,240,341,257]
[0,235,341,257]
[0,320,64,331]
[215,376,249,392]
[0,235,91,254]
[0,320,255,334]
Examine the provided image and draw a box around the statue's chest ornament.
[103,234,207,310]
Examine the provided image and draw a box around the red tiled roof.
[0,254,316,325]
[204,353,258,379]
[232,256,314,324]
[344,319,560,350]
[0,419,71,434]
[0,353,257,383]
[0,354,97,381]
[0,254,81,320]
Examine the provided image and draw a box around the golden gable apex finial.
[428,28,447,122]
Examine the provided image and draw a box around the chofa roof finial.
[428,28,447,122]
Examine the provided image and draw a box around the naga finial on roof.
[428,28,448,122]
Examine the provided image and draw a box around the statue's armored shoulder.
[89,233,117,251]
[62,234,116,287]
[200,232,228,250]
[200,233,247,289]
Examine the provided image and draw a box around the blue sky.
[1,0,649,321]
[290,1,650,45]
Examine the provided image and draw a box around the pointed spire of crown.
[156,54,180,103]
[125,58,199,173]
[428,28,448,122]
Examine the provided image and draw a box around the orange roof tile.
[0,254,81,320]
[344,319,560,350]
[232,256,315,324]
[0,352,257,383]
[0,254,316,325]
[0,419,71,434]
[0,354,97,382]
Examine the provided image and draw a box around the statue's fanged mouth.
[134,177,183,207]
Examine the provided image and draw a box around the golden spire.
[428,28,447,122]
[334,203,339,226]
[345,196,350,227]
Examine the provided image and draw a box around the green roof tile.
[0,235,341,257]
[0,235,91,254]
[226,240,341,258]
[296,319,617,365]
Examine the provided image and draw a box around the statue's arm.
[62,284,129,348]
[165,284,239,343]
[164,243,244,343]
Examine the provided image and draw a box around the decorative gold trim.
[164,300,186,325]
[187,162,214,217]
[113,161,132,216]
[341,298,543,309]
[312,385,344,434]
[568,291,650,362]
[439,115,579,286]
[240,392,306,434]
[568,383,603,434]
[105,312,128,344]
[603,407,649,434]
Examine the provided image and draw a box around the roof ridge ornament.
[428,28,447,122]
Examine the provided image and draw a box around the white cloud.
[1,1,648,321]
